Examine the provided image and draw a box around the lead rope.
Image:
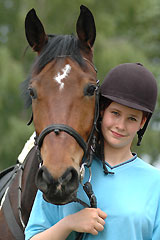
[75,181,97,240]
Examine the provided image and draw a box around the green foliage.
[0,46,33,170]
[0,0,160,170]
[132,125,160,164]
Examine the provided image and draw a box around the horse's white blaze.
[54,64,71,90]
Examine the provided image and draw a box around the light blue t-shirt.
[25,155,160,240]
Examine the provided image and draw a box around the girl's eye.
[129,117,137,121]
[112,111,119,116]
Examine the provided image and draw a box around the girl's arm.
[31,208,107,240]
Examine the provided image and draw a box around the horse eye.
[84,84,97,96]
[28,87,37,99]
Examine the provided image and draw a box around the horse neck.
[21,147,38,225]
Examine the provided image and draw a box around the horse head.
[23,5,98,205]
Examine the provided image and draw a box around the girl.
[25,63,160,240]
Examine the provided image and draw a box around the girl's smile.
[110,130,126,138]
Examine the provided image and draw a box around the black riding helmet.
[100,62,158,145]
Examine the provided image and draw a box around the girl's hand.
[66,208,107,235]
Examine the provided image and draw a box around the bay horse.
[0,5,99,239]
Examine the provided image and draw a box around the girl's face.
[101,102,146,150]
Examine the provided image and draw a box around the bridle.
[35,82,99,168]
[34,56,100,179]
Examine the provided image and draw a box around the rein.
[2,162,26,240]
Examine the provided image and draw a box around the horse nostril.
[42,170,52,185]
[61,171,72,185]
[61,167,78,189]
[36,166,53,193]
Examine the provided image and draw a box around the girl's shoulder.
[136,157,160,179]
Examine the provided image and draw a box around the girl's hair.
[142,111,149,119]
[99,96,112,112]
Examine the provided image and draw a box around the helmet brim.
[101,94,152,113]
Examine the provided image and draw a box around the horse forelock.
[34,34,85,74]
[21,34,86,108]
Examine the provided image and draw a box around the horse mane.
[21,34,85,108]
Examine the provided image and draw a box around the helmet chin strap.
[137,113,152,146]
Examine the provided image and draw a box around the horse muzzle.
[35,166,79,205]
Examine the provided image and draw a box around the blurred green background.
[0,0,160,170]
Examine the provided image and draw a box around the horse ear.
[76,5,96,49]
[25,9,48,53]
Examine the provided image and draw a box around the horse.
[0,5,99,239]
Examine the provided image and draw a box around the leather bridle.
[35,79,100,170]
[33,56,100,172]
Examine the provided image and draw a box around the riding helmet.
[100,62,158,145]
